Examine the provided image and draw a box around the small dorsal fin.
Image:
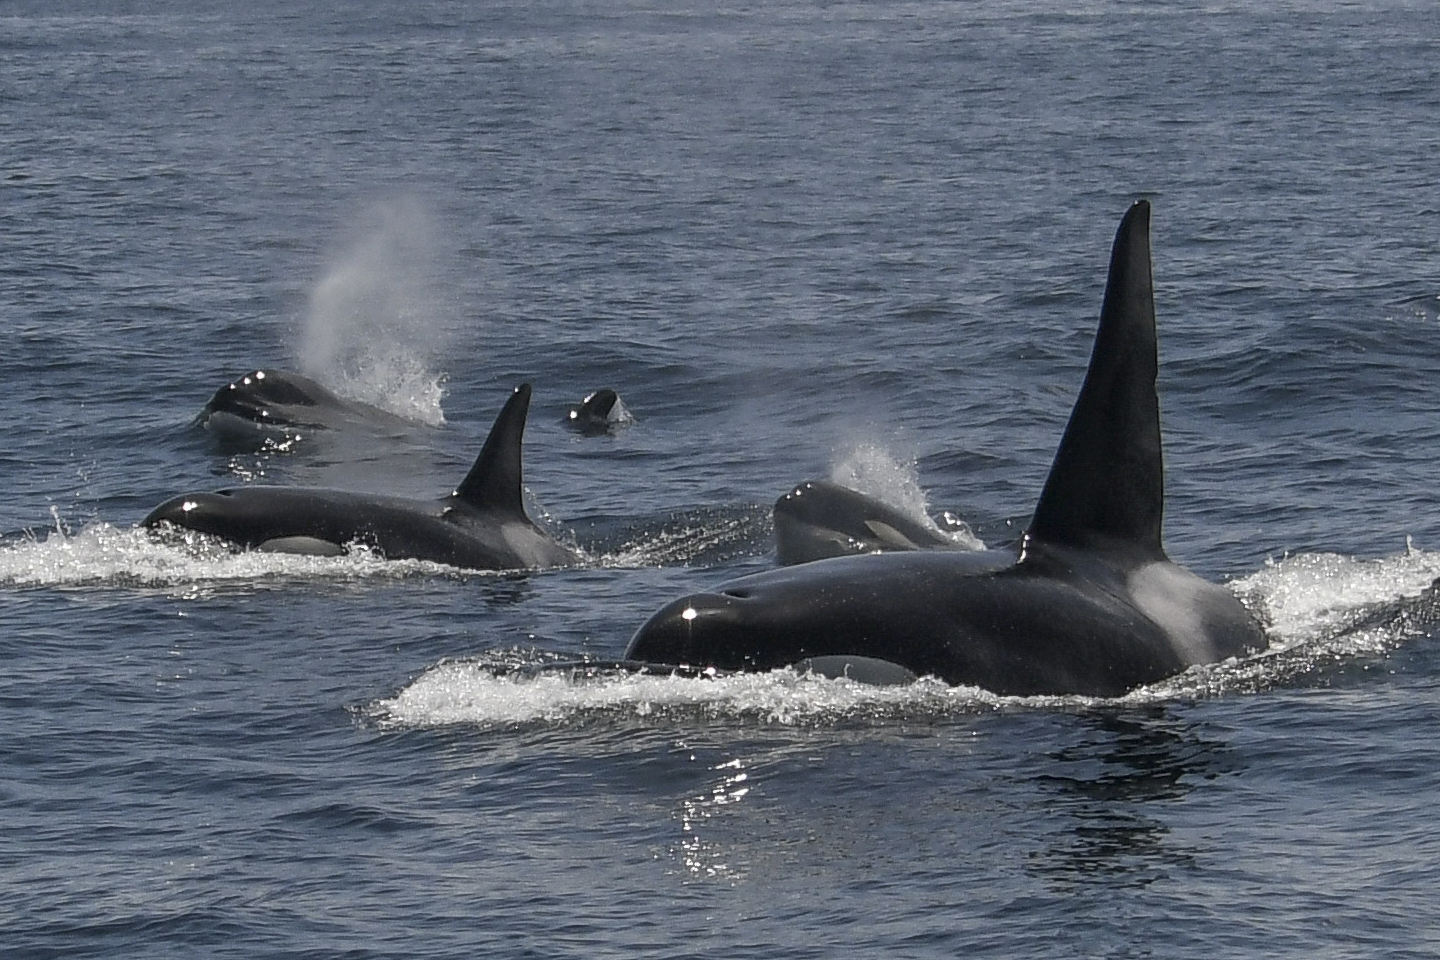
[1026,201,1164,556]
[453,384,531,515]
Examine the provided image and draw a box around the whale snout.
[142,491,235,531]
[625,592,747,665]
[143,494,197,527]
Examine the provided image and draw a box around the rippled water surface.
[4,1,1440,957]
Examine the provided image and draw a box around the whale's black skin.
[147,384,580,571]
[773,479,976,565]
[564,388,631,435]
[626,202,1268,696]
[197,368,416,443]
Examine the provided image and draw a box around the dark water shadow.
[1023,708,1234,890]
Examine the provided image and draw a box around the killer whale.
[773,478,978,565]
[197,368,418,445]
[625,201,1268,696]
[564,388,632,435]
[146,384,580,571]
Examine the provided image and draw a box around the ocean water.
[4,1,1440,956]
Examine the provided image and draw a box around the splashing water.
[598,505,773,569]
[299,197,453,425]
[829,442,984,549]
[369,657,997,730]
[0,504,777,593]
[1234,544,1440,650]
[0,522,480,592]
[829,443,929,516]
[327,351,447,427]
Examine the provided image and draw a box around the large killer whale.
[773,478,978,565]
[625,201,1268,696]
[146,384,581,571]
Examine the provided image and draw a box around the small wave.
[367,654,1222,733]
[0,522,473,591]
[368,656,1003,731]
[1394,291,1440,320]
[591,505,773,569]
[1234,545,1440,649]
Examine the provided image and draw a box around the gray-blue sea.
[4,1,1440,956]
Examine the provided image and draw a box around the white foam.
[0,522,470,590]
[370,660,995,730]
[1232,544,1440,651]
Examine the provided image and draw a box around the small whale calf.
[564,388,632,435]
[773,478,977,565]
[146,384,579,571]
[624,202,1268,696]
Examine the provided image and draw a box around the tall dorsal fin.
[1026,201,1164,556]
[453,383,531,515]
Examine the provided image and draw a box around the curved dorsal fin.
[1026,201,1164,557]
[453,383,531,515]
